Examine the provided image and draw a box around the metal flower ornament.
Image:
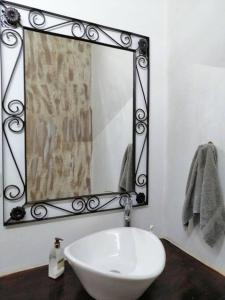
[3,6,20,26]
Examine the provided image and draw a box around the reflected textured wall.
[25,30,92,202]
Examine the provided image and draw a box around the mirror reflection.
[24,29,133,202]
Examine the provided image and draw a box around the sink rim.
[64,227,166,281]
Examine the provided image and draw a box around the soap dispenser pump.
[48,237,65,279]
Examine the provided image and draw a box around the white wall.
[0,0,167,275]
[165,0,225,275]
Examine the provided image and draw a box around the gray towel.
[118,144,134,192]
[182,143,225,247]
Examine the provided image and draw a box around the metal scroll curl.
[86,25,99,41]
[4,115,24,133]
[136,174,147,187]
[136,108,147,122]
[120,32,132,48]
[136,121,147,135]
[86,196,100,211]
[71,22,86,38]
[4,184,24,201]
[136,55,148,69]
[30,203,48,220]
[29,9,46,28]
[1,28,22,47]
[72,197,86,213]
[7,99,24,116]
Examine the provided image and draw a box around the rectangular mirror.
[25,29,133,202]
[1,1,149,225]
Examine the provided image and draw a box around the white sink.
[64,227,166,300]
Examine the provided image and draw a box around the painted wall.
[0,0,167,275]
[165,0,225,275]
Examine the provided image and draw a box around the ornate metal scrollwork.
[1,29,23,116]
[71,22,86,38]
[30,203,48,220]
[136,121,147,135]
[136,109,147,135]
[1,1,149,225]
[29,193,134,221]
[86,25,99,41]
[1,25,25,210]
[2,115,25,203]
[4,115,24,133]
[29,9,46,28]
[7,99,24,116]
[136,174,147,187]
[72,197,86,213]
[0,28,22,47]
[136,55,148,69]
[136,109,147,122]
[120,32,132,48]
[86,196,100,211]
[4,185,24,201]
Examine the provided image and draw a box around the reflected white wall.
[92,101,132,193]
[90,45,133,193]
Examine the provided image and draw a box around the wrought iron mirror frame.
[0,0,149,226]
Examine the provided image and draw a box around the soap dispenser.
[48,237,65,279]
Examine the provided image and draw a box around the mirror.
[24,29,133,203]
[1,1,149,225]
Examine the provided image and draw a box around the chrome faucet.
[124,196,132,227]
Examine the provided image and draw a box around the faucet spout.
[124,196,132,227]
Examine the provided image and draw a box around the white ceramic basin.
[64,227,166,300]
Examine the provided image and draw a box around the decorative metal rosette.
[10,206,26,220]
[136,193,145,204]
[4,7,20,27]
[138,38,148,56]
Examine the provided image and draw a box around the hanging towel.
[118,144,134,193]
[182,143,225,247]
